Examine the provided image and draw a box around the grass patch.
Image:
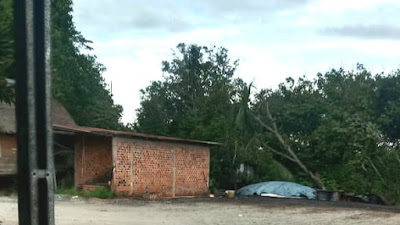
[85,187,116,199]
[56,186,116,199]
[56,188,81,196]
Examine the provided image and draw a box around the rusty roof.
[0,99,76,134]
[53,124,219,146]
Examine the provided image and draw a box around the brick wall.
[0,134,17,175]
[175,148,209,196]
[112,137,210,197]
[75,135,112,187]
[0,134,17,158]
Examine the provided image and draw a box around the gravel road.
[1,196,399,225]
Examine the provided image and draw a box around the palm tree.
[233,82,294,188]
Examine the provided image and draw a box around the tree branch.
[254,116,274,133]
[254,101,325,189]
[232,141,237,165]
[265,101,277,131]
[262,144,297,162]
[366,157,388,189]
[395,152,400,166]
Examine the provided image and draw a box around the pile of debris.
[318,190,391,205]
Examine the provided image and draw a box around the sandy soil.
[1,196,400,225]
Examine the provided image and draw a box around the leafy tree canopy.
[0,0,124,130]
[136,46,400,201]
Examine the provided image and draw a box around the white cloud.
[308,0,397,12]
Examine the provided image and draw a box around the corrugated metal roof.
[53,124,220,146]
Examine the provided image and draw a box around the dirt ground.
[1,196,400,225]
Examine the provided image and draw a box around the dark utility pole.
[14,0,55,224]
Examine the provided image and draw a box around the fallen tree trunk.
[254,102,325,190]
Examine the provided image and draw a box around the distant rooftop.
[0,99,76,134]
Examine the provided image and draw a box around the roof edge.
[53,124,220,146]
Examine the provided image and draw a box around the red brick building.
[1,101,216,198]
[54,125,217,198]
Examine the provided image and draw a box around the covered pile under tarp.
[236,181,316,199]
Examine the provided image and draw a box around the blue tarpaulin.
[236,181,316,199]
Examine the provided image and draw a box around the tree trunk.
[254,102,325,189]
[309,172,324,190]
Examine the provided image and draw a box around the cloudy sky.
[72,0,400,124]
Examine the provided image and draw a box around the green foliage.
[7,0,400,202]
[50,0,124,130]
[0,0,14,104]
[85,187,116,199]
[56,187,116,199]
[265,160,294,182]
[135,44,302,189]
[209,178,218,194]
[55,187,81,196]
[136,51,400,201]
[0,0,124,128]
[253,65,400,201]
[135,43,238,138]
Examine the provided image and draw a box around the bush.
[55,188,81,196]
[85,187,116,199]
[56,186,116,199]
[209,178,218,194]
